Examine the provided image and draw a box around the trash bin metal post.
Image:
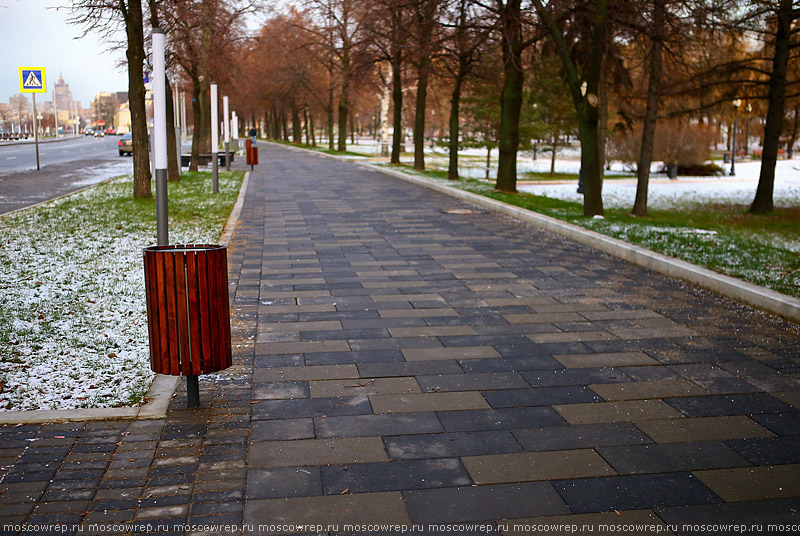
[211,83,219,193]
[223,95,231,172]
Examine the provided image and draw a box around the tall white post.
[180,91,188,143]
[152,28,169,246]
[210,82,219,193]
[223,95,231,171]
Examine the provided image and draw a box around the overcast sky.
[1,0,129,107]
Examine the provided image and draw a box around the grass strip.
[0,170,244,411]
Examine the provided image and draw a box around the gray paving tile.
[553,473,721,514]
[321,458,471,494]
[246,467,321,499]
[314,413,443,438]
[512,423,652,451]
[483,387,602,408]
[385,431,522,460]
[417,372,529,392]
[403,483,569,523]
[598,442,751,474]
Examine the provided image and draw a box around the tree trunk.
[633,0,665,217]
[304,108,311,146]
[166,79,180,182]
[550,133,558,175]
[309,110,317,147]
[750,0,792,214]
[495,0,523,193]
[338,52,350,152]
[127,0,151,197]
[447,75,464,180]
[189,80,202,172]
[292,102,302,143]
[391,51,403,164]
[414,63,431,170]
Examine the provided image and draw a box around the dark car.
[118,133,133,156]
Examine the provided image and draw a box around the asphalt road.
[0,135,124,173]
[0,136,134,215]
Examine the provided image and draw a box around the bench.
[180,151,235,167]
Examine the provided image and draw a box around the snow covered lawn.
[0,171,243,411]
[517,160,800,210]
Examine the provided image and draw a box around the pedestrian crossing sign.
[19,67,47,93]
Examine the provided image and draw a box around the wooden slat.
[186,251,203,376]
[197,248,214,373]
[163,251,181,375]
[218,248,233,369]
[143,251,161,373]
[173,251,193,375]
[206,248,221,373]
[155,251,173,375]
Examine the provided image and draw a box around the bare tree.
[68,0,152,198]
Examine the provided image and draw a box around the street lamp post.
[744,102,752,158]
[730,98,741,176]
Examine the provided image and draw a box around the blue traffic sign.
[19,67,47,93]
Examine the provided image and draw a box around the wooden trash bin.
[143,244,232,407]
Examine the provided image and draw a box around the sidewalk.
[2,143,800,535]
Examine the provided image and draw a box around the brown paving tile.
[579,310,665,321]
[248,437,388,468]
[370,392,490,413]
[609,327,700,339]
[463,449,615,484]
[555,352,659,369]
[254,365,359,382]
[401,346,501,361]
[775,391,800,409]
[694,465,800,501]
[554,400,683,424]
[503,313,585,324]
[635,416,776,443]
[590,379,708,401]
[309,377,421,398]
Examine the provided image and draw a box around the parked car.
[105,128,116,135]
[118,132,133,156]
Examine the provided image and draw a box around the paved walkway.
[2,144,800,535]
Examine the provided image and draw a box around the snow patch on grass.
[0,173,240,411]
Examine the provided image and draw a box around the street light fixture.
[731,98,741,176]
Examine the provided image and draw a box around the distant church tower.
[54,74,77,124]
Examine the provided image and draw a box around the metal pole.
[223,95,231,171]
[730,115,737,177]
[211,83,219,193]
[153,28,169,247]
[33,93,40,170]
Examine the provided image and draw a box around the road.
[0,134,124,173]
[0,135,133,215]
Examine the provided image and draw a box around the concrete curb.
[0,170,250,425]
[356,162,800,325]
